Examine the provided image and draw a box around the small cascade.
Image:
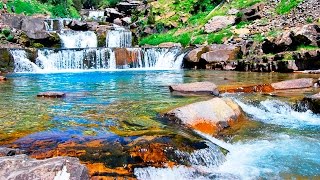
[36,48,115,71]
[234,99,320,127]
[106,29,132,48]
[10,50,41,73]
[58,31,98,48]
[126,47,185,69]
[88,10,105,19]
[44,19,68,32]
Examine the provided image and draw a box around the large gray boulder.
[0,155,89,180]
[204,16,236,33]
[169,81,219,95]
[21,18,49,39]
[271,78,314,90]
[166,98,241,135]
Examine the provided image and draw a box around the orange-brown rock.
[166,98,241,135]
[114,48,139,66]
[129,143,172,166]
[220,84,274,93]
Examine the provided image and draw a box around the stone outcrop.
[0,48,14,72]
[166,98,241,135]
[240,3,264,21]
[0,155,89,180]
[271,78,314,90]
[68,20,89,31]
[0,147,24,156]
[169,81,219,95]
[204,16,236,33]
[262,24,320,54]
[21,18,49,39]
[37,91,66,98]
[184,44,242,69]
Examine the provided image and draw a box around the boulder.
[117,2,140,15]
[113,18,123,26]
[105,8,124,22]
[0,147,24,156]
[165,98,241,134]
[121,17,132,25]
[37,91,66,98]
[240,3,264,21]
[158,42,182,48]
[204,16,236,33]
[87,21,99,31]
[68,20,89,31]
[21,18,49,39]
[271,78,314,90]
[200,44,242,63]
[1,14,24,29]
[184,47,206,63]
[302,93,320,113]
[292,24,320,47]
[169,81,219,95]
[0,155,89,180]
[0,76,7,81]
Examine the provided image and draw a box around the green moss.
[236,21,250,29]
[191,36,206,45]
[283,53,293,60]
[31,43,45,48]
[98,34,106,47]
[276,0,303,14]
[297,45,319,51]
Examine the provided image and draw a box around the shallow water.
[1,70,320,178]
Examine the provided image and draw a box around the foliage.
[252,33,265,43]
[297,45,319,51]
[6,35,14,42]
[306,17,313,23]
[207,28,232,44]
[2,29,11,37]
[31,43,45,48]
[192,36,206,45]
[276,0,303,14]
[236,21,250,29]
[139,30,192,47]
[283,53,293,60]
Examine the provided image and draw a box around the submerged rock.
[0,155,89,180]
[165,98,241,135]
[0,147,24,156]
[271,78,314,90]
[169,81,219,95]
[37,91,66,98]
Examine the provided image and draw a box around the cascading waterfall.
[58,31,98,48]
[10,50,41,73]
[10,47,184,72]
[35,48,116,71]
[106,29,132,48]
[44,19,68,32]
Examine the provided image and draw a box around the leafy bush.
[6,35,14,42]
[2,29,11,37]
[253,33,265,43]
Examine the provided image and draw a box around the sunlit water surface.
[1,70,320,179]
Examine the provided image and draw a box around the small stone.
[37,91,66,98]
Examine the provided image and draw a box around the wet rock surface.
[271,78,314,90]
[302,93,320,113]
[0,76,7,81]
[204,16,236,33]
[37,91,66,98]
[166,98,241,135]
[0,155,89,180]
[169,81,219,95]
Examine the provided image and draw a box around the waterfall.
[10,50,41,73]
[88,10,105,19]
[35,48,115,71]
[10,47,184,73]
[44,19,66,32]
[126,47,185,69]
[58,31,98,48]
[106,30,132,48]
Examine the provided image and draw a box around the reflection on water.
[1,70,320,178]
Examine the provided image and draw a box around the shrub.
[6,35,14,42]
[276,0,303,14]
[2,29,11,37]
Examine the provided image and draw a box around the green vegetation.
[139,30,192,47]
[275,0,303,14]
[297,45,319,51]
[0,28,14,42]
[306,17,313,23]
[253,33,265,43]
[207,28,232,44]
[283,52,293,60]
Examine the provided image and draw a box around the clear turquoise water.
[1,70,320,179]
